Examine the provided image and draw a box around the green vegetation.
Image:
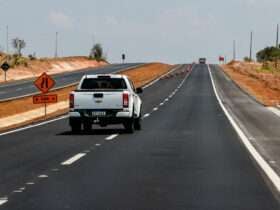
[89,43,107,62]
[256,46,280,62]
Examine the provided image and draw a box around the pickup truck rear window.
[80,78,127,90]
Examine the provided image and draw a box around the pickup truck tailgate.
[74,92,124,110]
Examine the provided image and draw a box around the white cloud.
[49,11,73,29]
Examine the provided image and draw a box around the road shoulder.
[209,64,280,197]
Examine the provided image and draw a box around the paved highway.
[0,64,279,209]
[0,63,143,101]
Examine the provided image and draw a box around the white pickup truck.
[69,74,143,133]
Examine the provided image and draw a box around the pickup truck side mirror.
[136,87,143,94]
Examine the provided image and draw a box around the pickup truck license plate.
[92,111,106,117]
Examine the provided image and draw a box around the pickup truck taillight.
[69,93,74,109]
[123,93,129,108]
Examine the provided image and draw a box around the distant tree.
[12,38,26,56]
[89,43,105,61]
[244,56,252,62]
[256,46,280,62]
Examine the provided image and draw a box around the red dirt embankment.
[222,61,280,106]
[0,56,107,83]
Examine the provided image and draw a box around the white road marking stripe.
[153,107,158,111]
[13,190,23,193]
[165,99,169,102]
[106,134,118,141]
[0,198,8,206]
[26,182,35,185]
[143,113,150,118]
[267,107,280,118]
[38,174,48,178]
[0,115,68,137]
[61,153,86,165]
[95,143,101,147]
[208,64,280,193]
[160,103,164,106]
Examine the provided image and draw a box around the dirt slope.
[222,61,280,106]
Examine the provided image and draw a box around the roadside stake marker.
[106,134,118,141]
[208,64,280,193]
[61,153,86,166]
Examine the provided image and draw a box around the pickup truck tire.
[124,119,134,133]
[134,111,142,130]
[70,121,81,133]
[83,122,92,132]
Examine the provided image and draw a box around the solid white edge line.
[61,153,86,166]
[105,134,119,141]
[267,107,280,118]
[0,115,68,137]
[208,64,280,193]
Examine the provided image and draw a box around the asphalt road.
[0,63,143,101]
[0,64,279,209]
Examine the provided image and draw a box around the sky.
[0,0,279,64]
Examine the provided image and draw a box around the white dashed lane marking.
[61,153,86,166]
[105,134,119,141]
[95,143,101,147]
[0,198,8,206]
[153,107,158,111]
[143,113,150,118]
[38,174,49,178]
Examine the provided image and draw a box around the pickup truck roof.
[82,74,128,79]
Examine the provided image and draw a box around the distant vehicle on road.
[69,74,143,133]
[199,58,207,64]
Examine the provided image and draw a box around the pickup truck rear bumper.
[69,109,133,125]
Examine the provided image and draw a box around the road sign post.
[33,73,57,118]
[1,62,10,82]
[122,54,126,63]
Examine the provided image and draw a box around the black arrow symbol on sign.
[41,77,48,89]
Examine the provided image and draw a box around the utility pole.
[276,24,279,48]
[6,25,9,54]
[249,31,253,61]
[233,40,236,61]
[55,32,58,58]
